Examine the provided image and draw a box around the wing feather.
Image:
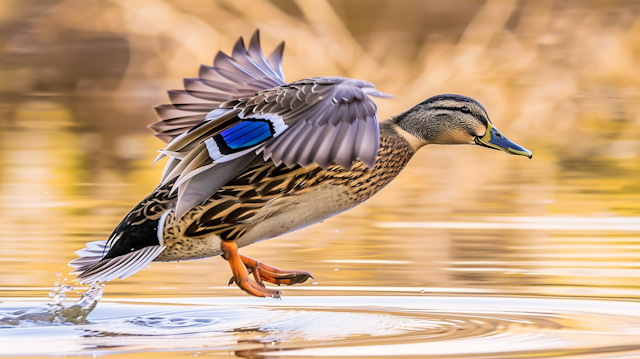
[173,148,212,190]
[358,116,380,167]
[313,123,343,168]
[288,125,316,166]
[163,109,241,153]
[164,143,208,187]
[248,31,282,80]
[269,122,308,168]
[331,120,357,169]
[266,42,286,82]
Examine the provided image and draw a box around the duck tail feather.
[73,245,166,284]
[68,240,111,274]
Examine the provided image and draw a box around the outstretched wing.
[221,77,390,169]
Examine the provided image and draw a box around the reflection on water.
[2,296,640,358]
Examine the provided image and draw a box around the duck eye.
[495,132,503,138]
[460,106,470,113]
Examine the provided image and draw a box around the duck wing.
[161,79,389,218]
[150,32,390,220]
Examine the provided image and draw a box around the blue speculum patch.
[214,120,275,154]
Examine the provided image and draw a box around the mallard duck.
[69,30,531,298]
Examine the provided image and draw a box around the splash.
[0,283,103,326]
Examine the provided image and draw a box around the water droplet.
[63,278,67,281]
[55,273,61,277]
[312,280,318,285]
[45,191,48,194]
[334,268,339,271]
[50,284,74,304]
[177,265,181,268]
[420,289,425,294]
[335,230,339,233]
[54,282,60,287]
[147,265,151,268]
[271,342,275,345]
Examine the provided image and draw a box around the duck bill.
[475,123,532,158]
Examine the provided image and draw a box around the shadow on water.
[2,291,640,358]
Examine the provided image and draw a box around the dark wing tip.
[251,29,261,44]
[213,50,231,65]
[232,35,247,55]
[266,41,286,81]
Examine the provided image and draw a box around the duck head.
[393,94,532,158]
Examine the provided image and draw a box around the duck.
[69,30,532,298]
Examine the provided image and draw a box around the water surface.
[3,294,640,358]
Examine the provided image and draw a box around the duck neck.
[346,120,415,203]
[376,120,417,170]
[389,110,428,151]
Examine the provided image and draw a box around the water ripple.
[2,295,640,357]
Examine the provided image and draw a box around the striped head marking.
[394,94,531,158]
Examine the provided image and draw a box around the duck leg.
[221,240,281,298]
[238,254,314,286]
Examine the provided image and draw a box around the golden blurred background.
[1,0,640,299]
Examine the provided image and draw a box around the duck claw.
[239,254,314,286]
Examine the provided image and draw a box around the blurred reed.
[1,0,639,133]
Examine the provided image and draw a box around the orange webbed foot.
[221,240,281,298]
